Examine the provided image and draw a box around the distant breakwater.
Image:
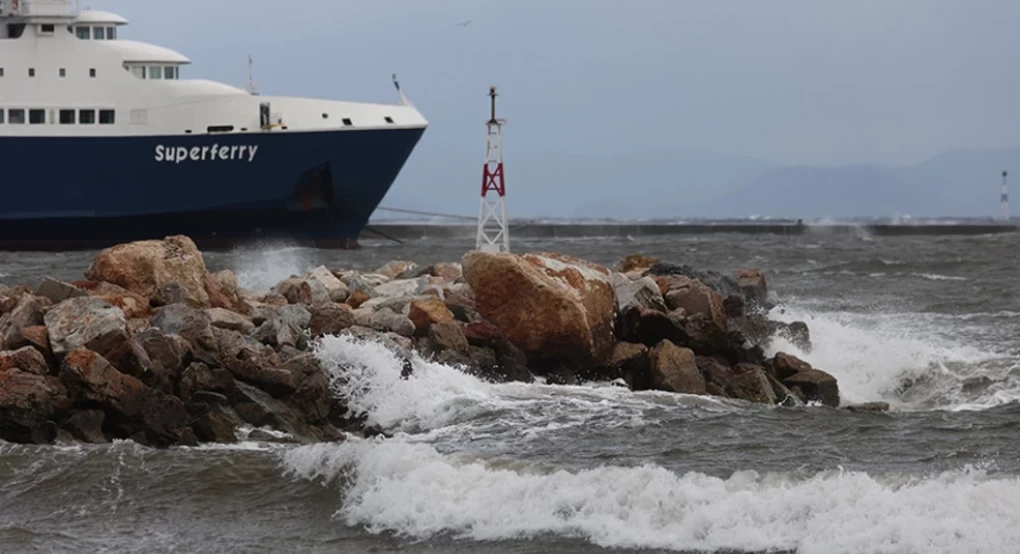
[361,222,1019,241]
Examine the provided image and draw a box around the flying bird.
[457,20,472,27]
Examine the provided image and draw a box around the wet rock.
[618,307,690,348]
[178,362,235,401]
[82,282,151,319]
[191,404,241,443]
[135,329,191,393]
[151,303,218,361]
[230,381,314,441]
[101,336,153,379]
[610,342,647,369]
[36,277,88,304]
[729,364,777,404]
[0,369,68,444]
[735,269,770,311]
[44,297,128,360]
[252,306,309,351]
[306,266,350,303]
[0,294,45,350]
[60,349,188,447]
[774,321,812,352]
[61,409,107,443]
[18,326,54,366]
[648,262,742,300]
[375,261,417,281]
[428,321,469,353]
[0,346,50,376]
[370,310,415,338]
[614,274,667,313]
[205,308,255,334]
[772,352,813,380]
[782,368,840,407]
[308,302,355,338]
[662,276,727,329]
[85,235,210,306]
[463,251,616,368]
[279,353,332,424]
[648,340,705,395]
[408,299,455,333]
[682,314,733,357]
[153,282,205,308]
[696,356,735,393]
[845,402,891,413]
[723,295,746,319]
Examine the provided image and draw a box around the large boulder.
[59,349,189,446]
[463,251,616,367]
[783,368,840,407]
[0,346,50,376]
[0,294,45,350]
[36,277,88,304]
[205,308,255,334]
[618,307,690,348]
[369,310,415,338]
[616,254,659,276]
[648,340,705,395]
[661,276,727,329]
[305,267,350,303]
[85,235,210,306]
[80,281,151,319]
[735,269,770,311]
[44,297,128,360]
[648,262,742,300]
[151,304,218,357]
[408,298,455,333]
[729,364,777,404]
[0,369,69,444]
[308,303,355,338]
[135,328,192,393]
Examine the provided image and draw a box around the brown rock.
[609,342,648,368]
[369,310,415,338]
[433,263,463,283]
[102,336,153,379]
[151,303,218,358]
[0,368,69,443]
[428,321,469,353]
[309,302,355,338]
[192,404,241,443]
[773,352,813,380]
[729,364,777,404]
[61,409,107,443]
[210,270,245,312]
[59,349,189,446]
[723,295,746,319]
[663,277,727,329]
[648,340,705,395]
[619,306,690,348]
[462,251,616,367]
[36,277,88,304]
[203,272,235,311]
[279,353,332,423]
[616,254,659,275]
[735,269,769,309]
[205,308,256,334]
[305,267,350,303]
[19,326,53,363]
[135,328,192,393]
[375,261,417,281]
[346,289,371,309]
[696,356,736,393]
[153,282,205,308]
[178,362,235,401]
[81,281,151,319]
[408,299,455,333]
[615,274,667,313]
[85,235,210,306]
[782,368,840,407]
[0,346,50,376]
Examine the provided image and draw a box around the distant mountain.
[702,147,1020,219]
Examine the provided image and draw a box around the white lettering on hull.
[154,144,260,163]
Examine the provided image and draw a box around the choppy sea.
[2,231,1019,553]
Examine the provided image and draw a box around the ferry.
[0,0,428,250]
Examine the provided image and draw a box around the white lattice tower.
[1001,170,1010,222]
[476,86,510,253]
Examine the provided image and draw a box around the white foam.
[767,306,1014,409]
[229,246,316,292]
[284,439,1020,554]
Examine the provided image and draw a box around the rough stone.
[662,277,727,329]
[408,298,455,333]
[463,251,616,367]
[178,362,235,402]
[374,278,424,298]
[85,235,210,306]
[845,402,891,413]
[191,404,241,443]
[309,302,356,338]
[428,321,469,353]
[735,269,770,311]
[648,262,742,300]
[375,261,417,281]
[648,340,705,395]
[616,254,659,275]
[61,409,107,443]
[773,352,813,380]
[36,277,88,304]
[723,295,746,319]
[152,282,205,308]
[44,297,128,360]
[18,326,53,365]
[135,329,191,393]
[618,307,690,348]
[370,310,415,337]
[81,282,151,319]
[0,295,45,350]
[614,274,667,313]
[729,364,777,404]
[205,308,256,334]
[0,369,68,444]
[151,303,218,357]
[306,266,350,303]
[0,346,50,376]
[782,368,840,407]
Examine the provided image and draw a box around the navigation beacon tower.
[476,86,510,253]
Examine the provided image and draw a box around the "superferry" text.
[154,144,260,163]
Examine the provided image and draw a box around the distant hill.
[702,147,1020,219]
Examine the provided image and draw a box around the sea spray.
[284,439,1020,554]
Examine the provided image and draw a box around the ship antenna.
[245,54,259,96]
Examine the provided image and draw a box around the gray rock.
[205,308,255,334]
[305,267,350,303]
[648,262,742,300]
[729,364,777,404]
[0,295,45,350]
[370,310,415,338]
[614,274,667,313]
[44,297,127,359]
[36,277,87,304]
[344,274,378,299]
[782,368,840,407]
[151,303,218,355]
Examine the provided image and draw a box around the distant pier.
[362,221,1020,241]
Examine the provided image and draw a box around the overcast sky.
[99,0,1020,216]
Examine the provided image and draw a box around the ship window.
[29,110,45,124]
[93,26,105,40]
[107,26,116,40]
[59,110,75,124]
[79,109,95,124]
[7,24,26,39]
[322,113,329,119]
[385,117,394,124]
[40,24,55,34]
[130,66,145,79]
[342,118,353,126]
[0,111,4,124]
[59,68,66,78]
[207,125,234,133]
[164,66,177,80]
[99,110,115,124]
[0,68,4,77]
[28,68,34,77]
[90,68,96,78]
[76,26,90,40]
[148,66,162,80]
[8,109,24,124]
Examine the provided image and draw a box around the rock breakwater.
[0,237,842,448]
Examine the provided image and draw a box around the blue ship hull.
[0,127,425,250]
